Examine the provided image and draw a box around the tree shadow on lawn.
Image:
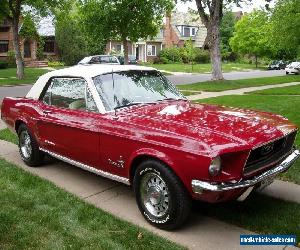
[192,192,300,239]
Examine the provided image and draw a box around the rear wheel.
[133,159,191,230]
[18,124,44,167]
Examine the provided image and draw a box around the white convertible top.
[26,64,156,100]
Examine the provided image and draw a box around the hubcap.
[19,131,32,159]
[140,172,169,218]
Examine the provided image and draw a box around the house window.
[191,28,196,36]
[177,25,198,37]
[0,27,10,32]
[44,40,55,53]
[147,45,156,56]
[183,27,190,37]
[113,44,122,52]
[0,40,9,53]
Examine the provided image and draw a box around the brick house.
[0,17,58,66]
[106,11,207,62]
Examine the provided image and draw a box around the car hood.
[116,101,297,156]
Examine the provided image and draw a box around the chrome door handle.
[43,110,52,114]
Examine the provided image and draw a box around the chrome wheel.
[19,130,32,159]
[140,172,169,218]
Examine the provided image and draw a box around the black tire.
[286,72,289,75]
[133,159,191,230]
[18,124,44,167]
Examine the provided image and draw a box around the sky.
[176,0,276,13]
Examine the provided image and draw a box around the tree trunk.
[195,0,224,81]
[208,25,223,81]
[255,55,258,68]
[122,39,129,65]
[12,17,24,79]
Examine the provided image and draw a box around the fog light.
[209,156,222,177]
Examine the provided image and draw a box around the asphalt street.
[168,69,286,85]
[0,70,286,102]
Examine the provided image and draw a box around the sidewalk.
[0,140,297,250]
[187,82,300,100]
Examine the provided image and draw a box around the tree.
[55,13,88,65]
[182,0,271,80]
[0,0,64,79]
[230,10,272,68]
[220,10,236,60]
[270,0,300,59]
[80,0,173,65]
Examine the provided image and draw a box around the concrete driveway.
[0,140,297,250]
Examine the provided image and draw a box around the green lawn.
[247,84,300,95]
[0,128,18,145]
[147,63,266,73]
[1,151,300,247]
[177,75,300,92]
[200,193,300,243]
[197,94,300,184]
[0,68,49,86]
[0,158,183,250]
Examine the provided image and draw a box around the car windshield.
[93,70,185,111]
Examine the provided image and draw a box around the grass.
[0,68,49,86]
[177,75,300,92]
[0,128,18,144]
[0,158,184,250]
[180,90,202,96]
[198,193,300,244]
[197,94,300,184]
[147,63,266,73]
[1,147,300,247]
[1,130,300,247]
[247,84,300,95]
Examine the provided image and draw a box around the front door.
[24,40,31,58]
[37,77,102,168]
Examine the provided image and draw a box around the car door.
[37,77,102,168]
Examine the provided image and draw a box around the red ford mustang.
[1,65,299,229]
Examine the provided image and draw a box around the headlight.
[208,156,222,177]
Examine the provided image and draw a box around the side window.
[42,78,86,111]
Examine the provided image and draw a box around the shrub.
[7,50,16,68]
[37,37,45,60]
[194,49,210,63]
[48,61,65,67]
[159,47,182,63]
[0,61,8,69]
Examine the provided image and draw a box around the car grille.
[244,131,297,176]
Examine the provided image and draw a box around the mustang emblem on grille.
[261,143,274,155]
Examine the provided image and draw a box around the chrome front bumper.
[192,149,300,193]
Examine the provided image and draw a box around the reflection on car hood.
[116,101,297,156]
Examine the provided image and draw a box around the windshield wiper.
[114,102,145,110]
[156,97,187,102]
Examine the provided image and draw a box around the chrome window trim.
[86,77,106,114]
[40,148,130,185]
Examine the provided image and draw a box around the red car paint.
[1,97,298,202]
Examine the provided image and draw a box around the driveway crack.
[83,184,120,200]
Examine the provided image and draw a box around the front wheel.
[133,160,191,230]
[18,124,44,167]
